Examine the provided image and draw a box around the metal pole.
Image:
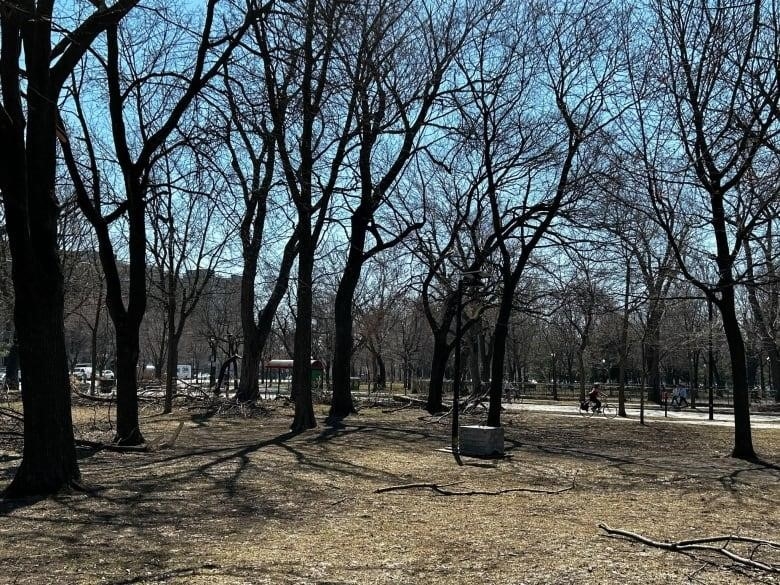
[640,341,645,425]
[708,298,714,420]
[452,278,463,464]
[768,357,773,398]
[209,338,216,388]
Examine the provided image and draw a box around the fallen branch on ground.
[76,421,186,453]
[391,395,428,408]
[376,481,573,496]
[383,400,414,414]
[435,406,454,423]
[74,390,157,404]
[75,439,149,453]
[158,421,184,450]
[73,391,115,403]
[0,407,23,422]
[599,523,780,574]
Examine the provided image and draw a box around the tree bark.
[0,2,113,496]
[645,311,663,403]
[290,206,317,433]
[163,331,179,415]
[487,287,513,427]
[329,214,368,419]
[163,281,177,414]
[2,215,80,496]
[374,352,386,391]
[426,332,451,413]
[291,233,317,432]
[114,322,144,445]
[720,293,755,459]
[618,261,630,416]
[237,233,262,402]
[236,232,297,402]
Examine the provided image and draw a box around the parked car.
[101,370,115,380]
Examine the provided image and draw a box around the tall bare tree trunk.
[291,227,316,432]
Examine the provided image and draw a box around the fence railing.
[398,379,740,405]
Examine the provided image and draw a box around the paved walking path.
[503,400,780,429]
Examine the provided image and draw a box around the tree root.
[376,481,573,496]
[599,523,780,573]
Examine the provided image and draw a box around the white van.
[73,363,93,381]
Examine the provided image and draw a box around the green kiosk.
[264,358,326,397]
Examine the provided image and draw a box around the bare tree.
[209,57,300,403]
[147,148,226,413]
[59,0,258,444]
[481,0,627,427]
[414,168,495,413]
[744,211,780,402]
[327,0,483,420]
[0,0,140,497]
[254,0,365,431]
[645,0,780,458]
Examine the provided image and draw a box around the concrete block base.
[459,425,504,457]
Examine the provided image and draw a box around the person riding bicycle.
[588,383,603,412]
[671,386,688,409]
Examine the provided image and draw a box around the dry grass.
[1,397,779,584]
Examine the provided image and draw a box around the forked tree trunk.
[374,352,386,391]
[644,342,660,401]
[577,351,587,401]
[237,231,297,402]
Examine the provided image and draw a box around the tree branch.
[376,482,574,496]
[599,524,780,574]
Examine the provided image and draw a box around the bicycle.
[578,397,617,418]
[503,382,522,403]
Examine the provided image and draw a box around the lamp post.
[208,336,216,388]
[226,332,234,398]
[602,358,607,384]
[708,299,714,420]
[451,270,483,463]
[767,356,772,398]
[550,352,558,400]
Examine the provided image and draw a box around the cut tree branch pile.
[599,523,780,574]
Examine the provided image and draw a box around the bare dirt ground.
[0,396,778,585]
